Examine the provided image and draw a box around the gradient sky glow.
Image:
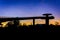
[0,0,60,19]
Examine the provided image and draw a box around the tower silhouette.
[40,13,54,26]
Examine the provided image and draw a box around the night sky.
[0,0,60,19]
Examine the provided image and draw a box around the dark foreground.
[0,24,60,32]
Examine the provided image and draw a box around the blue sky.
[0,0,60,19]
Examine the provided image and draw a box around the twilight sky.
[0,0,60,19]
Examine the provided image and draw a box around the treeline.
[0,24,60,32]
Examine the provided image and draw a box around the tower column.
[33,19,35,26]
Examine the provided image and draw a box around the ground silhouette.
[0,24,60,32]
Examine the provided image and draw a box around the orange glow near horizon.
[20,19,60,25]
[1,19,60,27]
[20,19,45,25]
